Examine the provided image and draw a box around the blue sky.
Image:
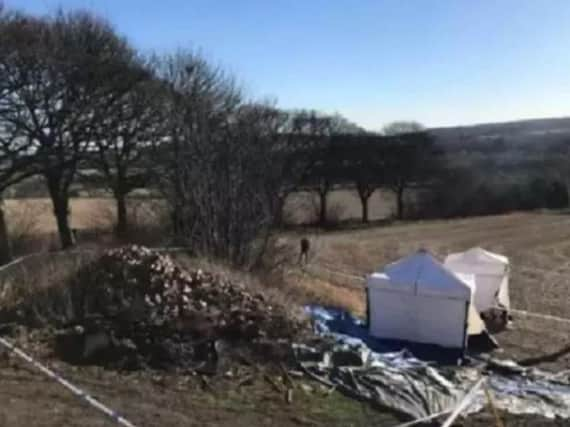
[8,0,570,130]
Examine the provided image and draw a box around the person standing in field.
[299,237,310,265]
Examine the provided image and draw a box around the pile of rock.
[56,245,305,370]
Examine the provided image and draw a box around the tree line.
[1,7,567,267]
[0,8,444,265]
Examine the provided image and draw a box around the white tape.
[391,409,450,427]
[0,336,137,427]
[305,263,570,324]
[440,377,485,427]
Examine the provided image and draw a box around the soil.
[2,212,570,426]
[0,355,397,427]
[1,357,567,427]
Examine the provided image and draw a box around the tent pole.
[365,285,371,328]
[462,301,469,359]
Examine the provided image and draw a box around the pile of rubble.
[54,246,306,371]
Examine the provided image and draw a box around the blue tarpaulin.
[297,304,570,421]
[304,304,464,363]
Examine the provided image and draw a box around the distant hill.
[429,117,570,148]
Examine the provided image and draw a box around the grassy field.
[6,196,570,319]
[3,189,395,235]
[300,211,570,318]
[283,189,395,224]
[4,197,164,234]
[287,211,570,374]
[1,208,570,426]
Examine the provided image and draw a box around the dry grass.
[6,197,570,320]
[285,271,366,315]
[3,190,393,236]
[291,211,570,318]
[3,198,169,252]
[4,197,570,321]
[0,251,99,325]
[171,251,365,317]
[278,211,570,371]
[4,197,166,233]
[280,189,395,225]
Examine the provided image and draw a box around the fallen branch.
[286,388,294,404]
[280,362,296,389]
[264,374,284,394]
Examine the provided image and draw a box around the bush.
[414,168,569,219]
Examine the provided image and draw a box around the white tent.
[444,247,510,312]
[366,250,477,349]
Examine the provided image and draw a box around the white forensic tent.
[366,250,478,349]
[444,247,510,312]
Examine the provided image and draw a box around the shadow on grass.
[518,344,570,367]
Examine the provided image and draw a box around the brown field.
[4,197,165,234]
[286,210,570,375]
[299,211,570,318]
[5,196,570,320]
[283,189,395,224]
[4,189,395,235]
[1,207,570,426]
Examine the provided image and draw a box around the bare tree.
[0,12,47,259]
[89,70,165,237]
[297,112,360,226]
[155,51,330,265]
[154,51,242,240]
[0,10,139,248]
[383,131,438,220]
[340,134,386,223]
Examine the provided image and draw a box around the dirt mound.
[52,246,306,370]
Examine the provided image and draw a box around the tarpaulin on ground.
[297,305,570,421]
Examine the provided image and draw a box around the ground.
[3,189,394,234]
[303,211,570,318]
[0,361,395,427]
[0,324,397,427]
[293,211,570,370]
[2,199,570,426]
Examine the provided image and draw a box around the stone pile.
[56,245,305,370]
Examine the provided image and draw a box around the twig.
[264,374,284,394]
[237,374,255,388]
[286,388,294,404]
[199,375,215,393]
[280,362,296,389]
[324,384,337,397]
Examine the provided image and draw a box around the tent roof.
[445,247,509,266]
[371,250,473,300]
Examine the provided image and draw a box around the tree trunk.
[115,192,128,238]
[396,188,405,220]
[318,191,327,226]
[0,199,12,264]
[360,194,370,223]
[171,207,183,237]
[47,177,74,249]
[53,195,74,249]
[272,195,286,228]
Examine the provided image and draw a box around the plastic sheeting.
[299,305,570,421]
